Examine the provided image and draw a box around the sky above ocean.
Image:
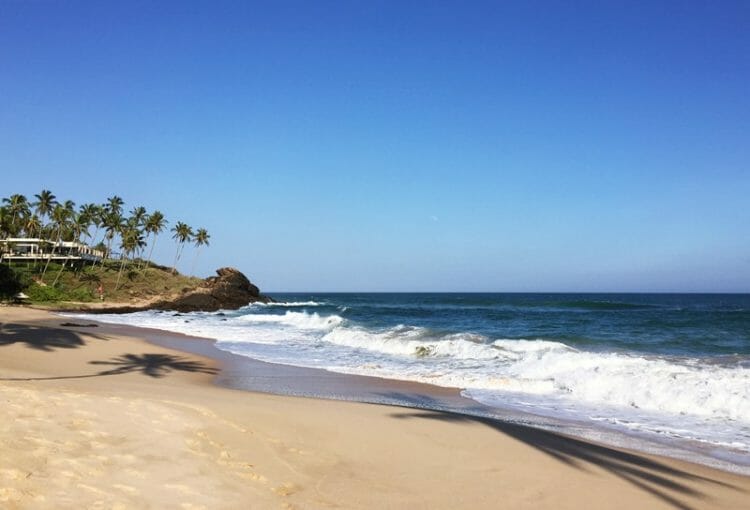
[1,1,748,292]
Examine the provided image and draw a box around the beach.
[0,306,747,509]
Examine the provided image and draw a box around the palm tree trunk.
[191,246,201,276]
[52,236,76,287]
[97,234,113,270]
[115,252,127,290]
[41,227,61,282]
[52,256,68,287]
[137,233,150,270]
[145,233,158,269]
[172,243,181,274]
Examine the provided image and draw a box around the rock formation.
[84,267,271,314]
[155,267,271,312]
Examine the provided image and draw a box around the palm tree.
[102,211,123,260]
[2,194,29,237]
[88,204,103,243]
[171,222,193,274]
[115,225,145,290]
[191,228,210,276]
[143,211,167,269]
[73,212,92,244]
[32,190,57,233]
[49,200,77,241]
[0,206,10,239]
[106,195,124,216]
[129,206,147,225]
[128,206,148,262]
[43,203,74,282]
[21,215,43,267]
[23,215,43,239]
[99,198,123,263]
[78,203,98,239]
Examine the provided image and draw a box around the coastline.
[63,302,750,476]
[1,305,749,509]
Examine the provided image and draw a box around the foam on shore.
[65,305,750,467]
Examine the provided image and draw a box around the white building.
[0,238,104,263]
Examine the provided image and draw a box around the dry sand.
[0,306,748,509]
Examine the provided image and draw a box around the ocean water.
[70,293,750,467]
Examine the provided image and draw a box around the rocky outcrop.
[83,267,271,314]
[153,267,271,312]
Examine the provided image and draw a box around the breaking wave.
[66,305,750,454]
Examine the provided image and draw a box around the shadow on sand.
[90,353,218,378]
[382,392,743,510]
[0,322,216,381]
[0,353,217,382]
[0,321,108,351]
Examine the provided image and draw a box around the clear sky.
[1,1,748,292]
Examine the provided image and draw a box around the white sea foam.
[236,311,344,330]
[67,308,750,453]
[249,300,323,307]
[323,326,506,360]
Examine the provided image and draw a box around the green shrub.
[67,287,93,302]
[0,264,24,299]
[25,284,64,302]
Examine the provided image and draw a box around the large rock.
[72,268,271,314]
[156,267,271,312]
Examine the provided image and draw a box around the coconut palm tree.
[32,190,57,231]
[44,203,74,282]
[23,215,43,239]
[191,228,210,276]
[0,206,10,239]
[127,206,148,261]
[143,210,167,269]
[102,211,124,260]
[171,222,193,274]
[115,225,146,290]
[106,195,124,216]
[2,194,29,236]
[61,200,76,233]
[99,198,124,263]
[86,204,103,244]
[129,206,147,225]
[78,203,98,239]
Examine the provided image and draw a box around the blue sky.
[1,1,748,292]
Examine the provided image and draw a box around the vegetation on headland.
[0,261,202,306]
[0,190,209,304]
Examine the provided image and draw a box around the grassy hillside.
[0,260,202,307]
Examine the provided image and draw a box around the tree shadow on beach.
[0,321,107,351]
[0,353,217,382]
[382,392,744,510]
[1,352,217,382]
[90,353,218,378]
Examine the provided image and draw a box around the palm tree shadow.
[0,321,107,351]
[383,392,744,510]
[89,353,218,378]
[0,351,216,382]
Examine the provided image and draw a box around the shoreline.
[2,305,749,508]
[62,305,750,476]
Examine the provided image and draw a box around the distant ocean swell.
[66,294,750,459]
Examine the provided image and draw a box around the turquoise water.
[75,293,750,467]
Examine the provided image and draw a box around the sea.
[68,293,750,471]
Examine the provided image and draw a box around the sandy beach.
[1,306,748,509]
